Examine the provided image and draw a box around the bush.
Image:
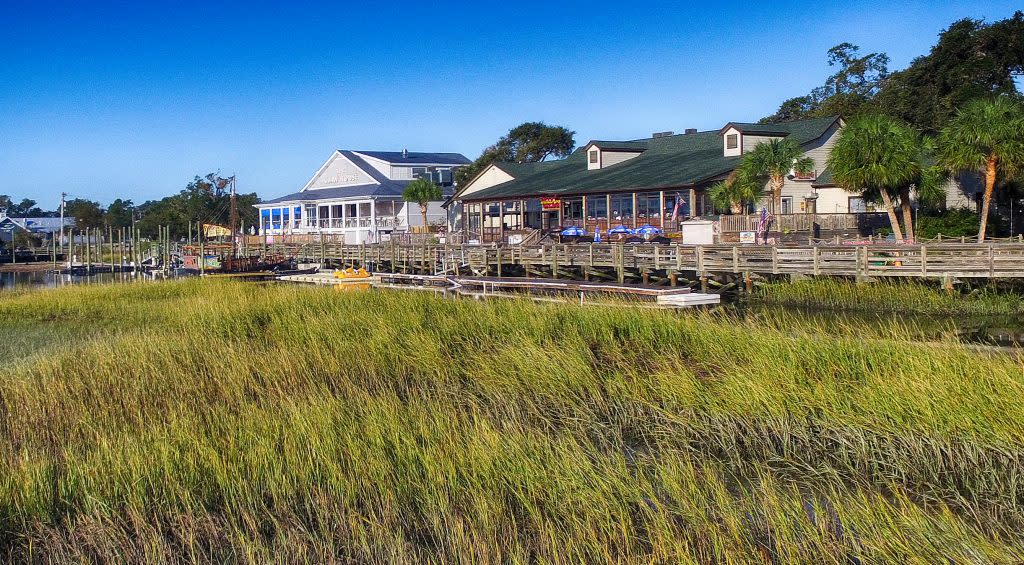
[916,208,980,239]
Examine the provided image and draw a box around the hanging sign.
[540,197,561,211]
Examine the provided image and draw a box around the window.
[610,193,634,223]
[261,209,271,231]
[726,134,739,149]
[589,150,599,164]
[586,195,607,219]
[305,204,317,227]
[636,192,660,221]
[412,167,428,179]
[848,197,867,213]
[502,201,522,230]
[781,197,793,215]
[524,199,542,229]
[562,197,583,226]
[664,192,689,221]
[271,209,281,230]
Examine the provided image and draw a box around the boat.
[333,267,371,279]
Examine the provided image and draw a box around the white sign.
[739,231,756,244]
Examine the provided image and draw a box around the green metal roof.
[812,166,835,187]
[464,116,840,201]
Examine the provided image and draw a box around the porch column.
[659,191,665,228]
[689,188,697,217]
[631,192,638,228]
[520,199,526,230]
[607,194,612,228]
[370,199,377,240]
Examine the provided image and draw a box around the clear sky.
[1,0,1020,209]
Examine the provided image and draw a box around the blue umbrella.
[560,226,586,236]
[608,225,633,235]
[593,228,601,243]
[635,224,663,236]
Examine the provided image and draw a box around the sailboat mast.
[229,175,238,259]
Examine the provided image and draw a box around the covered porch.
[463,189,715,243]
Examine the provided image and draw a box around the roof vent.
[652,131,674,138]
[685,128,698,135]
[402,148,408,158]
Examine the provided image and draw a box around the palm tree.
[737,138,814,214]
[828,114,922,241]
[938,96,1024,241]
[709,168,764,214]
[403,177,443,233]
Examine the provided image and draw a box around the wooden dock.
[264,241,1024,284]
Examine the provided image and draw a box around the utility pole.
[228,174,239,263]
[59,192,67,265]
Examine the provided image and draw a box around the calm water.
[2,269,1022,348]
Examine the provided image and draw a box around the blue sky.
[1,1,1020,209]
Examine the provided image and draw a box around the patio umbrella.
[608,225,632,235]
[635,224,663,236]
[593,227,601,243]
[560,226,586,237]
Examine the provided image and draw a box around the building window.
[524,199,542,229]
[562,197,583,226]
[726,134,738,149]
[781,197,793,214]
[412,167,428,179]
[589,150,598,164]
[610,193,634,224]
[586,195,607,220]
[848,197,867,213]
[305,204,317,227]
[636,192,661,222]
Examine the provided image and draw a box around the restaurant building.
[448,116,848,243]
[257,149,470,243]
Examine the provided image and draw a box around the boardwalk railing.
[268,241,1024,280]
[718,212,889,233]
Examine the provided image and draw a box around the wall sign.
[540,197,561,211]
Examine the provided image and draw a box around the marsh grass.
[752,277,1024,316]
[1,280,1023,562]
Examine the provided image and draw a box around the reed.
[0,280,1022,562]
[752,277,1024,315]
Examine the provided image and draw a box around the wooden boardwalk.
[269,242,1024,284]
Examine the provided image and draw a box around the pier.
[263,240,1024,286]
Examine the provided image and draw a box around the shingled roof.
[464,116,840,201]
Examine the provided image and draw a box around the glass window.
[271,209,281,230]
[664,191,690,221]
[502,201,522,230]
[586,195,607,219]
[636,192,660,220]
[589,150,599,164]
[305,204,317,227]
[727,134,738,149]
[524,199,542,229]
[562,197,583,226]
[781,197,793,215]
[610,193,633,222]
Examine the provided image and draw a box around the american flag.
[671,194,682,221]
[756,208,773,243]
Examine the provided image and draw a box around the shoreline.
[0,262,55,273]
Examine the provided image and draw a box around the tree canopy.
[760,43,889,123]
[938,96,1024,240]
[455,122,575,187]
[403,177,444,231]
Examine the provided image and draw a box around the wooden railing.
[718,213,889,233]
[268,241,1024,280]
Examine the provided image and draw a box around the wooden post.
[920,245,927,276]
[616,243,625,284]
[551,244,559,279]
[732,245,739,273]
[199,226,205,276]
[773,247,780,275]
[696,245,704,275]
[812,246,819,276]
[989,244,995,278]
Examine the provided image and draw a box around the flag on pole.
[671,194,681,221]
[756,207,773,244]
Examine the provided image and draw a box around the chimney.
[685,128,698,135]
[402,148,408,158]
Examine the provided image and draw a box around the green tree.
[828,114,925,241]
[64,199,105,230]
[456,122,575,186]
[874,13,1024,132]
[105,199,135,229]
[938,96,1024,241]
[403,177,443,232]
[761,43,889,123]
[735,138,813,214]
[708,168,764,214]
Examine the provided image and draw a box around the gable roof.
[355,151,471,165]
[465,116,840,201]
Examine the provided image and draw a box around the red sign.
[541,197,561,210]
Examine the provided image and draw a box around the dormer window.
[589,150,599,164]
[726,134,738,150]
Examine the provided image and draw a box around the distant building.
[256,149,470,243]
[0,214,75,242]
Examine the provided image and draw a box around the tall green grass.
[1,280,1023,562]
[753,277,1024,316]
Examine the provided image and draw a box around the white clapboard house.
[257,149,470,243]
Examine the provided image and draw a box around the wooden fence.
[268,241,1024,281]
[718,212,889,233]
